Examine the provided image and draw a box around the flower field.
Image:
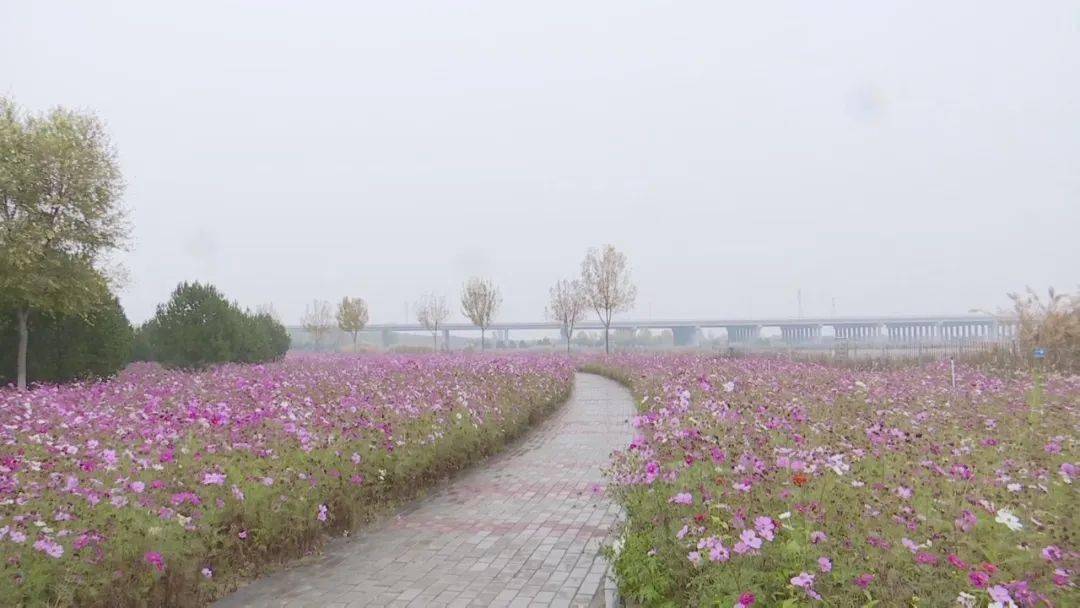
[0,354,573,606]
[586,355,1078,607]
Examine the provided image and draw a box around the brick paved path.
[214,373,634,608]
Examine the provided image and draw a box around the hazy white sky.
[3,1,1078,325]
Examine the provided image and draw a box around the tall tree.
[336,296,370,350]
[301,300,333,350]
[460,277,501,351]
[415,293,449,351]
[546,278,586,354]
[581,245,637,354]
[0,98,127,390]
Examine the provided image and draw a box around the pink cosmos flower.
[954,510,977,533]
[201,567,213,578]
[809,531,827,544]
[948,554,968,570]
[853,573,874,589]
[1041,545,1062,562]
[34,537,64,559]
[317,504,328,522]
[670,492,693,505]
[818,557,832,572]
[129,481,146,493]
[144,551,165,572]
[687,551,702,566]
[734,529,762,555]
[969,571,990,589]
[644,461,661,484]
[201,472,226,485]
[791,572,821,598]
[915,551,938,566]
[736,592,755,607]
[987,585,1014,606]
[753,516,776,541]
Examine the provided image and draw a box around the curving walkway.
[214,373,635,608]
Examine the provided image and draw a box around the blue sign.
[1034,347,1046,359]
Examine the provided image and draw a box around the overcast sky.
[3,1,1078,325]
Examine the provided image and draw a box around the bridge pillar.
[782,325,820,344]
[726,325,759,344]
[672,326,701,347]
[886,325,898,342]
[381,328,395,348]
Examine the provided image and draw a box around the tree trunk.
[480,328,485,351]
[433,330,438,352]
[16,308,29,391]
[604,324,610,354]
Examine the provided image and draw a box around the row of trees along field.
[298,244,636,354]
[1,98,289,389]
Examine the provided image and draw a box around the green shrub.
[135,282,289,368]
[0,295,133,385]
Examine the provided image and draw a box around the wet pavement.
[213,373,635,608]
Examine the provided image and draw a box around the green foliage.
[135,282,289,368]
[0,293,133,385]
[0,97,128,388]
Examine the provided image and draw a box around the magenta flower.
[317,504,328,522]
[737,591,755,607]
[969,570,990,589]
[915,551,938,566]
[144,551,166,573]
[818,557,832,572]
[853,573,874,589]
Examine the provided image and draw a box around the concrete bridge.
[293,315,1017,348]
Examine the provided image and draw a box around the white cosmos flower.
[995,508,1023,532]
[955,592,976,608]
